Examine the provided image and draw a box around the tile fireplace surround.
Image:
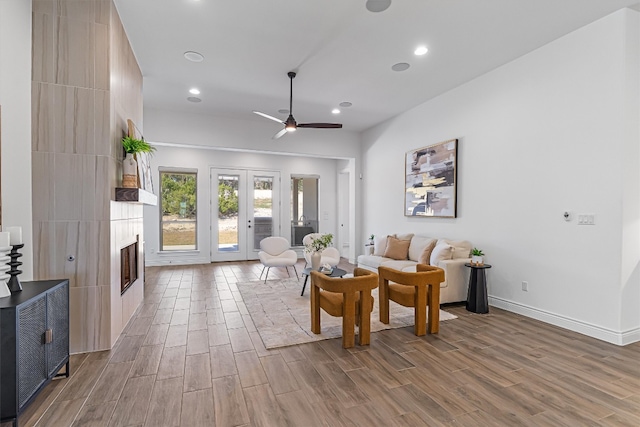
[109,202,145,350]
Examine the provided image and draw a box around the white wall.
[143,144,344,266]
[0,0,34,279]
[361,9,640,345]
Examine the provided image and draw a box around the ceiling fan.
[253,71,343,139]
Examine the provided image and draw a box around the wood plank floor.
[5,259,639,426]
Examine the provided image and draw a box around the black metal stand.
[465,263,492,314]
[7,243,24,293]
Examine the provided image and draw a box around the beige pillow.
[430,243,453,265]
[452,246,471,259]
[408,236,435,261]
[396,233,414,241]
[373,235,390,256]
[418,240,437,264]
[438,239,472,259]
[383,236,411,260]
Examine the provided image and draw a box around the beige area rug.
[237,277,457,349]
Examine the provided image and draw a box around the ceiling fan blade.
[272,128,288,139]
[253,111,284,124]
[298,123,343,129]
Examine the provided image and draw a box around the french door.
[211,168,280,262]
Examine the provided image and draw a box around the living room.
[1,0,639,425]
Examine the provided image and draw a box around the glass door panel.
[211,168,279,262]
[252,175,274,250]
[217,174,240,253]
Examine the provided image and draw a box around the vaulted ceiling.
[114,0,639,133]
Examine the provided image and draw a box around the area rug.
[236,277,457,349]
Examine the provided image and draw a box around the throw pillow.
[373,235,390,256]
[437,239,472,259]
[408,235,436,262]
[418,240,437,264]
[396,233,414,241]
[430,243,453,265]
[383,236,411,260]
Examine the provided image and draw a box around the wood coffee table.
[300,267,347,296]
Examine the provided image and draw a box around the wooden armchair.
[310,268,378,348]
[378,264,445,336]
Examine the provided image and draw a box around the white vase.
[471,255,483,264]
[122,153,138,188]
[0,246,10,298]
[311,251,322,270]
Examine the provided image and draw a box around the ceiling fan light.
[285,125,296,132]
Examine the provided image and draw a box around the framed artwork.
[137,152,154,193]
[405,139,458,218]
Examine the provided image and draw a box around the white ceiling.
[114,0,639,133]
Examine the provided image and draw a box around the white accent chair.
[302,233,341,267]
[258,237,299,283]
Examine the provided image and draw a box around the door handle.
[45,328,53,344]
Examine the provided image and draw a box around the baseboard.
[145,257,210,267]
[489,296,640,346]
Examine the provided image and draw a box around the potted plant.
[471,248,484,265]
[304,233,333,270]
[121,136,155,188]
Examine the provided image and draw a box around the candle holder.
[7,243,24,293]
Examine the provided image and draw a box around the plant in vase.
[471,248,484,265]
[305,233,334,270]
[121,136,156,188]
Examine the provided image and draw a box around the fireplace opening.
[121,239,138,295]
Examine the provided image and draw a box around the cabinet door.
[46,283,69,376]
[17,296,47,409]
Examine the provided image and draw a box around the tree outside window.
[160,171,197,250]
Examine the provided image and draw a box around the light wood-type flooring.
[4,259,640,426]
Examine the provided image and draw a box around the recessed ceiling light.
[391,62,410,72]
[414,46,428,56]
[339,102,352,108]
[332,108,340,114]
[189,88,200,95]
[366,0,391,13]
[187,97,201,103]
[278,109,289,114]
[184,51,204,62]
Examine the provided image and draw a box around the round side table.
[465,263,492,314]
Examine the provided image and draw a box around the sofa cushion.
[373,235,390,256]
[408,236,436,262]
[380,259,417,271]
[384,236,411,260]
[438,239,472,259]
[430,243,453,265]
[357,255,387,269]
[396,233,414,241]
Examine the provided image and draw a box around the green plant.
[305,233,333,253]
[471,248,484,257]
[122,136,156,156]
[369,234,375,241]
[218,182,239,217]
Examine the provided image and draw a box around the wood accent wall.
[31,0,144,353]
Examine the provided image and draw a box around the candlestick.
[7,243,24,293]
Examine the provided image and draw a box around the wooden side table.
[465,263,491,313]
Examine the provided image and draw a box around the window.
[160,170,197,251]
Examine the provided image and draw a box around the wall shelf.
[115,188,157,206]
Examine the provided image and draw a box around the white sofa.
[357,234,472,304]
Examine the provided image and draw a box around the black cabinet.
[0,280,70,427]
